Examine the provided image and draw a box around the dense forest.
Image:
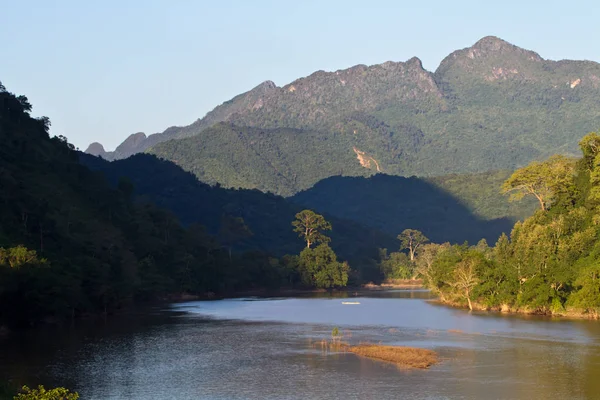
[78,152,397,271]
[0,83,359,329]
[403,133,600,317]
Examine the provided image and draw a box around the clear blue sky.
[2,0,599,150]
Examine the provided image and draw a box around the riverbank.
[433,297,600,321]
[362,279,424,290]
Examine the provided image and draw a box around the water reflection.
[1,290,599,400]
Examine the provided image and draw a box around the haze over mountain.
[87,36,600,197]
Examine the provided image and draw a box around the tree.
[568,262,600,316]
[378,249,413,280]
[398,229,429,261]
[0,246,44,269]
[415,243,450,283]
[502,155,575,211]
[292,210,331,249]
[578,132,600,170]
[448,257,480,311]
[299,244,349,288]
[14,385,79,400]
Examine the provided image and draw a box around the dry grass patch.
[347,344,439,369]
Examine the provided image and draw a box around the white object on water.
[341,301,360,305]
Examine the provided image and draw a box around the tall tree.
[398,229,429,261]
[299,244,349,288]
[502,155,575,211]
[292,210,331,248]
[448,257,480,311]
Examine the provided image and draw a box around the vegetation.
[0,83,366,328]
[292,210,332,248]
[347,344,439,369]
[416,132,600,317]
[501,155,575,211]
[79,152,397,283]
[13,386,78,400]
[291,174,520,245]
[398,229,429,261]
[85,38,599,210]
[293,211,349,289]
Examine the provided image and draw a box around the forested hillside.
[0,83,339,328]
[416,132,600,317]
[89,36,600,198]
[290,174,531,244]
[79,152,397,279]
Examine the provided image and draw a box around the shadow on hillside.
[290,174,514,245]
[78,153,397,267]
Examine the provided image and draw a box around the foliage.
[79,153,396,281]
[398,229,429,261]
[502,155,575,210]
[14,386,78,400]
[417,132,600,316]
[292,210,331,249]
[378,248,414,280]
[331,327,341,339]
[298,244,349,289]
[0,83,309,327]
[80,38,600,209]
[291,174,523,245]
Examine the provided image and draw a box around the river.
[1,290,599,399]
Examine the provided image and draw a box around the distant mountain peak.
[256,80,277,90]
[406,56,425,69]
[472,36,512,50]
[469,36,542,60]
[85,142,106,157]
[435,36,544,80]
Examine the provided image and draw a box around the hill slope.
[289,174,535,245]
[78,153,397,272]
[88,36,600,197]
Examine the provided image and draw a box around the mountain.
[0,83,334,327]
[79,153,530,264]
[290,174,521,245]
[78,152,397,274]
[88,36,600,198]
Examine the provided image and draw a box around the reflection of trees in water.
[303,290,435,300]
[451,340,597,399]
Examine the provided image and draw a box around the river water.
[1,290,600,399]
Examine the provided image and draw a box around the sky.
[2,0,599,151]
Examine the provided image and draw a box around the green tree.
[292,210,331,249]
[398,229,429,261]
[14,385,78,400]
[447,255,480,311]
[378,249,413,280]
[0,246,44,269]
[299,244,349,288]
[502,155,575,211]
[567,261,600,316]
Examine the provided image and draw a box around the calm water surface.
[2,290,600,399]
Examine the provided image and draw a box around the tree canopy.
[417,131,600,317]
[292,210,332,249]
[501,155,575,211]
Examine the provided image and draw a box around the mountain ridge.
[87,36,600,162]
[86,36,600,204]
